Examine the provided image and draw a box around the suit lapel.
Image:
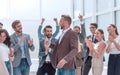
[13,33,19,43]
[59,29,71,45]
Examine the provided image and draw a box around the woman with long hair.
[106,24,120,75]
[86,29,106,75]
[0,29,14,75]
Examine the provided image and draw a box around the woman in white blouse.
[0,29,14,75]
[106,24,120,75]
[86,29,106,75]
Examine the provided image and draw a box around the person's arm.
[93,42,106,58]
[79,15,86,40]
[27,35,35,51]
[38,18,45,39]
[10,35,22,52]
[53,18,60,37]
[113,39,120,50]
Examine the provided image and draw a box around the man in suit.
[73,15,86,75]
[38,18,59,40]
[51,15,78,75]
[10,20,35,75]
[36,25,57,75]
[82,23,98,75]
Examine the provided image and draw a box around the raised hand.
[40,18,45,25]
[78,14,83,22]
[53,18,58,25]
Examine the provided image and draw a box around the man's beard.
[16,30,22,33]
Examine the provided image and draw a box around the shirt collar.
[63,27,70,33]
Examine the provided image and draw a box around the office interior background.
[0,0,120,74]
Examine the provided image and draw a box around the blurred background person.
[82,23,98,75]
[73,15,86,75]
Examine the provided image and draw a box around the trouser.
[82,56,92,75]
[36,62,55,75]
[107,54,120,75]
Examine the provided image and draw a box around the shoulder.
[99,41,106,47]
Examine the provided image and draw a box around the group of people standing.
[0,21,35,75]
[0,14,120,75]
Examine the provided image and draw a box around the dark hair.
[44,25,52,31]
[74,26,80,30]
[97,29,104,34]
[12,20,21,28]
[110,24,119,35]
[96,29,105,40]
[0,29,11,47]
[61,15,72,25]
[0,22,3,26]
[90,23,98,28]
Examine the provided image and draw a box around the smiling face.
[14,23,22,34]
[95,29,104,41]
[45,28,52,38]
[90,25,97,35]
[0,32,7,43]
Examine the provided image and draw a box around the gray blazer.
[38,37,57,68]
[10,33,35,67]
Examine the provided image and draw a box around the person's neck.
[63,26,70,30]
[16,32,22,36]
[111,33,118,38]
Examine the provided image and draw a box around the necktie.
[92,35,94,42]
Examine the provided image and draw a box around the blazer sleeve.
[80,23,86,40]
[27,35,35,51]
[38,25,44,39]
[10,36,21,52]
[53,25,59,37]
[64,32,78,62]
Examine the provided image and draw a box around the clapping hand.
[28,38,33,46]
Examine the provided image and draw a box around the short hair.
[0,22,3,26]
[12,20,21,28]
[74,26,80,30]
[90,23,98,28]
[44,25,52,31]
[61,15,72,25]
